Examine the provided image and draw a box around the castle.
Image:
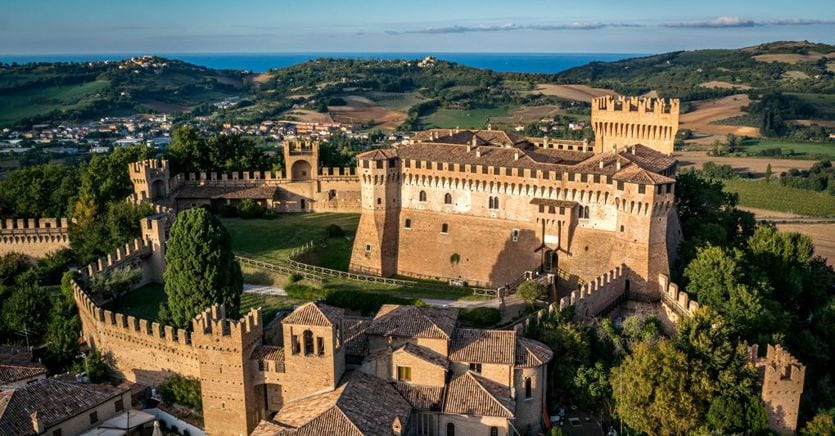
[1,96,807,435]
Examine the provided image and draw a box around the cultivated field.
[738,138,835,160]
[679,94,760,140]
[531,84,618,102]
[776,223,835,266]
[700,81,752,90]
[753,52,835,64]
[0,79,110,126]
[722,179,835,217]
[490,105,564,124]
[421,106,510,129]
[328,95,407,129]
[675,151,818,175]
[284,109,335,124]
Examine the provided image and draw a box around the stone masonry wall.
[0,218,71,258]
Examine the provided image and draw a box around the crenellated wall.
[592,96,680,155]
[750,344,806,435]
[558,264,628,318]
[0,218,72,258]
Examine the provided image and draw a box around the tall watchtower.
[755,344,806,435]
[192,305,263,436]
[349,149,401,276]
[592,96,680,155]
[129,159,170,202]
[283,141,319,182]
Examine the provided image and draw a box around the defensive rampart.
[0,218,71,258]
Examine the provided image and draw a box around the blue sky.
[1,0,834,54]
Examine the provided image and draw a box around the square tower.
[592,96,680,155]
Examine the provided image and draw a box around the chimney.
[471,136,477,147]
[543,136,549,148]
[476,149,482,158]
[466,144,471,152]
[31,411,44,434]
[487,123,492,131]
[631,145,636,155]
[616,159,621,171]
[455,126,460,134]
[599,160,604,169]
[514,151,520,160]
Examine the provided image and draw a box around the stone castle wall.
[592,96,680,155]
[751,344,806,435]
[0,218,71,258]
[558,264,627,317]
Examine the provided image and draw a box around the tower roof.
[281,302,344,327]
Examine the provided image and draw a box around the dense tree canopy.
[164,126,274,174]
[0,164,79,218]
[162,208,243,328]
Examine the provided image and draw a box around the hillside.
[0,56,247,127]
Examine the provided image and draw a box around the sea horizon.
[0,52,648,74]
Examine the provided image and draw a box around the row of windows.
[403,219,449,234]
[290,330,326,356]
[445,423,499,436]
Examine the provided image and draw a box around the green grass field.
[0,80,110,126]
[363,91,427,113]
[421,106,511,129]
[723,179,835,217]
[788,93,835,120]
[105,283,165,321]
[739,137,835,159]
[221,213,359,265]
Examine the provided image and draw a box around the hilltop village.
[0,96,815,435]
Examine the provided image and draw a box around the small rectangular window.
[89,412,98,424]
[362,160,369,169]
[426,161,433,170]
[481,166,488,174]
[617,181,624,191]
[511,229,520,242]
[397,366,412,381]
[404,218,412,229]
[317,337,325,355]
[292,334,300,355]
[469,363,482,373]
[258,360,265,371]
[415,160,422,169]
[506,167,512,176]
[53,429,62,436]
[638,184,646,194]
[365,244,372,253]
[376,160,384,169]
[405,160,411,168]
[115,398,124,412]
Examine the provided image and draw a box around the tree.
[0,163,79,217]
[45,271,82,365]
[71,349,108,383]
[164,126,272,174]
[0,270,50,338]
[517,281,548,306]
[78,145,155,210]
[158,374,203,410]
[765,163,773,182]
[163,208,243,328]
[90,266,142,308]
[802,409,835,435]
[611,340,700,434]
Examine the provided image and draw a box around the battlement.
[658,273,700,316]
[192,304,263,343]
[559,264,627,317]
[82,238,152,279]
[592,96,680,114]
[129,159,169,173]
[0,217,70,232]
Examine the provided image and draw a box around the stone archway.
[150,179,166,200]
[290,160,312,181]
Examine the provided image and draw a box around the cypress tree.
[163,208,243,328]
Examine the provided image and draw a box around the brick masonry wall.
[0,218,71,258]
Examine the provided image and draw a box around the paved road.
[243,284,286,296]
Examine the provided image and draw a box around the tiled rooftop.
[442,372,514,418]
[281,302,344,327]
[366,305,458,340]
[449,328,517,365]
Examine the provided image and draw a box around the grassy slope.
[221,213,360,264]
[422,106,510,129]
[0,80,110,125]
[739,138,835,159]
[723,179,835,217]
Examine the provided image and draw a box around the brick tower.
[280,303,345,401]
[192,305,263,436]
[129,159,170,202]
[754,344,806,435]
[592,96,680,155]
[349,150,401,276]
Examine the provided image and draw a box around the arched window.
[447,423,455,436]
[525,377,532,398]
[488,196,499,209]
[441,223,449,234]
[584,206,590,218]
[419,191,427,202]
[490,427,498,436]
[444,193,452,204]
[303,330,314,356]
[404,219,412,229]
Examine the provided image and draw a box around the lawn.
[0,80,110,126]
[738,137,835,160]
[105,283,165,322]
[723,179,835,217]
[421,106,511,129]
[221,213,359,265]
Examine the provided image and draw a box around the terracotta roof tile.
[515,337,554,368]
[449,329,516,364]
[0,365,46,386]
[281,303,344,327]
[442,372,514,418]
[0,379,127,435]
[393,382,445,410]
[343,318,371,358]
[251,345,285,362]
[274,371,411,436]
[176,185,279,199]
[366,305,458,340]
[394,343,449,369]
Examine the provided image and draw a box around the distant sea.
[0,52,645,74]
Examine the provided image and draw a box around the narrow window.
[89,411,98,424]
[490,427,498,436]
[362,160,369,169]
[525,377,532,398]
[52,430,62,436]
[258,360,265,371]
[447,423,455,436]
[638,184,646,194]
[444,193,452,204]
[291,334,300,354]
[303,330,314,355]
[115,398,124,412]
[511,229,520,242]
[317,337,325,355]
[376,197,381,205]
[584,206,590,218]
[365,243,372,253]
[441,223,448,234]
[404,219,412,229]
[397,366,412,381]
[376,160,384,169]
[419,191,427,202]
[469,363,482,373]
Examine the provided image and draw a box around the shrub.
[517,281,548,305]
[158,373,203,411]
[459,307,501,327]
[71,349,109,383]
[237,199,267,219]
[326,224,345,238]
